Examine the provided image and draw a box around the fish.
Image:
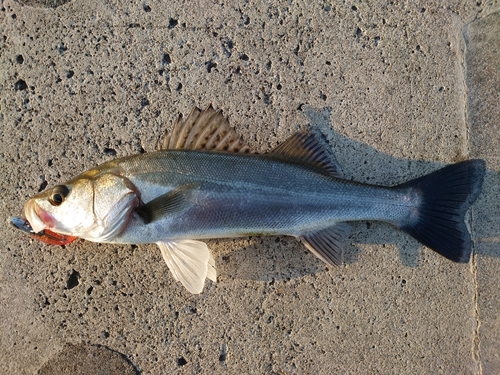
[15,105,486,294]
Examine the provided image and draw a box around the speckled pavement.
[1,1,499,374]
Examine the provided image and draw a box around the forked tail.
[396,159,486,262]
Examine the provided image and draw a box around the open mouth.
[19,201,76,246]
[23,199,55,233]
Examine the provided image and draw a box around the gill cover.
[86,173,139,241]
[24,173,139,243]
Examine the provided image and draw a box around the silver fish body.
[108,150,411,244]
[20,105,486,293]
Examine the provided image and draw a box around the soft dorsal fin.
[158,105,253,153]
[271,130,344,178]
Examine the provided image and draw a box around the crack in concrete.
[472,251,483,375]
[461,20,482,375]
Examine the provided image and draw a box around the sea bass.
[16,106,486,293]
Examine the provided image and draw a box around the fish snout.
[24,199,55,233]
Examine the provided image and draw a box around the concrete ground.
[1,0,499,373]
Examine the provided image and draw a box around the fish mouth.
[24,199,56,233]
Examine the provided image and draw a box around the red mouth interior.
[30,230,76,246]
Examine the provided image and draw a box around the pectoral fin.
[299,223,351,266]
[157,240,216,294]
[136,183,198,224]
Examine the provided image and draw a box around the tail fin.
[396,159,486,263]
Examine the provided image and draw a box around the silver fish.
[19,105,486,293]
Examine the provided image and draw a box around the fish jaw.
[24,199,55,233]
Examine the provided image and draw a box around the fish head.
[24,177,95,236]
[24,172,139,242]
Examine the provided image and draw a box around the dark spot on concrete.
[141,98,150,108]
[276,83,282,90]
[104,148,117,156]
[143,4,151,12]
[240,53,249,61]
[168,18,178,29]
[352,5,358,10]
[222,38,233,57]
[14,79,27,91]
[162,52,171,65]
[86,286,93,295]
[48,159,53,167]
[206,61,217,73]
[219,344,227,362]
[38,181,48,192]
[263,93,271,105]
[326,60,331,65]
[11,14,17,19]
[176,82,182,91]
[56,43,67,54]
[244,15,250,25]
[66,70,74,79]
[66,270,80,290]
[16,55,24,64]
[356,27,362,37]
[177,357,187,366]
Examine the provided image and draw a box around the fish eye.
[48,185,70,206]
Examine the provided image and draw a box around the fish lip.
[24,200,55,233]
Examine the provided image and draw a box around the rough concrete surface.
[464,10,500,375]
[0,0,498,374]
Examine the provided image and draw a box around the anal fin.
[157,240,217,294]
[299,223,351,266]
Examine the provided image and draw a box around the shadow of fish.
[14,105,486,293]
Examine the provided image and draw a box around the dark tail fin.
[396,159,486,263]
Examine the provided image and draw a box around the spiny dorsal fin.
[158,105,253,153]
[271,130,344,178]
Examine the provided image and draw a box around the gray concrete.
[464,11,500,375]
[0,0,498,373]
